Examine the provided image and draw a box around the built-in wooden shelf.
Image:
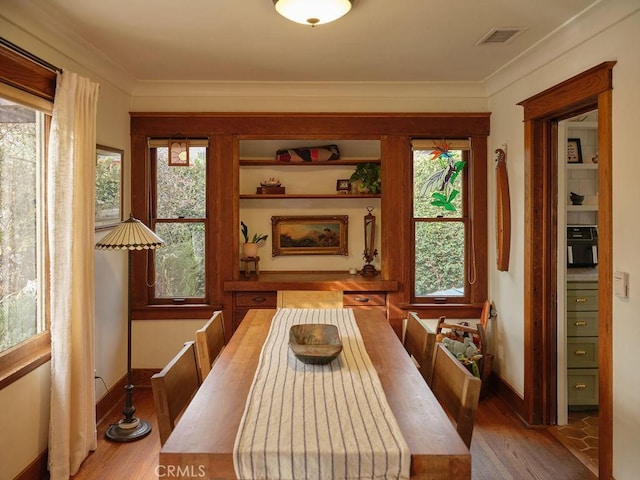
[224,271,398,292]
[239,158,380,166]
[240,193,381,199]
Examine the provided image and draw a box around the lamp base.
[105,418,152,442]
[361,264,377,277]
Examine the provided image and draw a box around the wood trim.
[131,113,490,330]
[597,88,613,480]
[0,45,56,101]
[0,43,55,391]
[224,272,399,292]
[518,61,615,479]
[489,374,525,425]
[96,373,127,424]
[14,449,48,480]
[131,112,491,137]
[96,369,160,424]
[518,61,616,121]
[0,332,51,390]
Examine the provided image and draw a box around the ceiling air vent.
[476,27,525,45]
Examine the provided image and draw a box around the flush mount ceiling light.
[273,0,353,26]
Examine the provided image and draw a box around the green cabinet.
[567,281,598,407]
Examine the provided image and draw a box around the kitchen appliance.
[567,225,598,268]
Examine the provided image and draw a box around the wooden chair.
[277,290,343,308]
[195,311,226,379]
[151,341,202,445]
[403,312,437,385]
[430,343,481,448]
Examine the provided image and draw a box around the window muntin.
[412,141,469,302]
[0,97,46,353]
[151,141,208,302]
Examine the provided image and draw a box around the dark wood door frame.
[518,61,615,479]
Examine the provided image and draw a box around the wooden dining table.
[159,309,471,479]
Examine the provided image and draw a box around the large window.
[149,139,208,303]
[0,42,55,388]
[0,98,46,352]
[411,139,477,304]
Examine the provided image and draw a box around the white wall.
[487,2,640,477]
[0,363,50,480]
[0,10,133,477]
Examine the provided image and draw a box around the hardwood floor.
[69,388,597,480]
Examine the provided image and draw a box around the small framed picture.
[169,140,190,166]
[336,179,351,193]
[567,138,582,164]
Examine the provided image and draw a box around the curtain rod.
[0,37,62,74]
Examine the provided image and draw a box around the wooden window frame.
[411,148,471,304]
[0,43,56,389]
[401,135,488,317]
[129,113,490,327]
[147,143,210,305]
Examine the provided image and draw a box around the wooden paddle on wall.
[495,148,511,271]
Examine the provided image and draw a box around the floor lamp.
[95,215,165,442]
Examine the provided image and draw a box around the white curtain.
[47,71,100,479]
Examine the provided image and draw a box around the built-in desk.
[224,272,399,331]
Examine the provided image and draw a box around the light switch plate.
[614,271,629,298]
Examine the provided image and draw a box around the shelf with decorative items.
[238,138,383,279]
[239,139,381,198]
[565,114,598,226]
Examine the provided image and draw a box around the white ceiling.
[7,0,598,83]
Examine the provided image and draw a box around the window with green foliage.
[0,97,46,353]
[412,140,470,302]
[150,140,208,302]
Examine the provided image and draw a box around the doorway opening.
[517,61,615,479]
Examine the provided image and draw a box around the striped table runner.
[233,308,410,480]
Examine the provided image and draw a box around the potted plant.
[349,162,381,194]
[241,221,268,258]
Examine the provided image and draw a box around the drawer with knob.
[566,311,598,337]
[567,368,599,406]
[234,291,277,330]
[343,292,386,306]
[235,291,277,307]
[566,289,598,311]
[343,291,386,314]
[567,336,598,368]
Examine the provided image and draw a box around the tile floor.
[550,409,599,475]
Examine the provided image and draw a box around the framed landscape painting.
[95,145,123,230]
[271,215,348,256]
